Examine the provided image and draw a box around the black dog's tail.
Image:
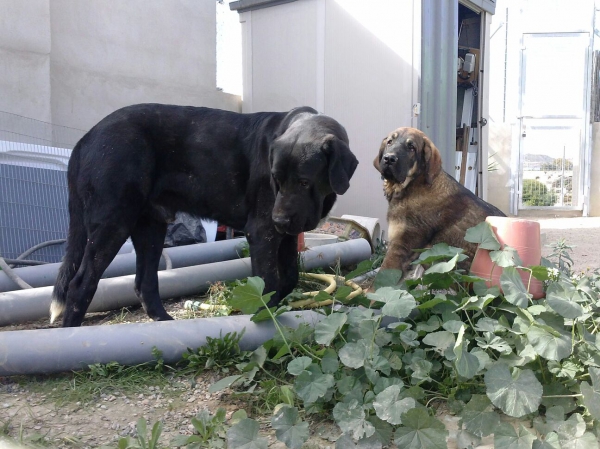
[50,141,87,323]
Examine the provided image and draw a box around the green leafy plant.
[170,408,227,448]
[546,238,575,276]
[213,221,600,448]
[103,418,164,449]
[180,330,249,374]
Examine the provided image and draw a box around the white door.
[517,33,590,210]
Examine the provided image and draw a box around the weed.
[57,361,175,406]
[370,237,388,269]
[101,418,164,449]
[182,281,235,318]
[170,408,227,448]
[547,238,575,275]
[180,330,249,374]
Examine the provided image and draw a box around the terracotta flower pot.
[297,232,306,252]
[470,216,545,299]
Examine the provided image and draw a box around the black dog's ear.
[268,146,279,195]
[422,135,442,185]
[373,138,386,174]
[322,135,359,195]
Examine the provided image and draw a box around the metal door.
[517,33,590,210]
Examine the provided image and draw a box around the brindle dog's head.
[270,110,358,235]
[373,127,442,187]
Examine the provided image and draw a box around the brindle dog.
[373,127,505,275]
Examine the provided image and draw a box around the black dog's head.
[373,127,442,187]
[269,110,358,235]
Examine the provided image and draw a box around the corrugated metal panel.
[0,112,83,264]
[421,0,458,173]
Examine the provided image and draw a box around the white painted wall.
[0,1,241,132]
[239,0,420,236]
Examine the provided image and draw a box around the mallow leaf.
[229,277,274,314]
[580,366,600,420]
[333,399,375,441]
[373,385,416,425]
[532,432,561,449]
[226,418,268,449]
[424,253,459,275]
[546,284,585,319]
[459,395,500,438]
[315,313,347,345]
[368,288,416,319]
[339,339,370,369]
[287,357,312,376]
[294,370,334,404]
[373,269,403,290]
[500,267,531,308]
[271,405,309,449]
[493,422,536,449]
[454,325,480,379]
[484,364,542,417]
[464,221,501,250]
[527,326,572,361]
[490,245,523,268]
[393,408,448,449]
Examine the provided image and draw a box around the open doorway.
[455,3,484,195]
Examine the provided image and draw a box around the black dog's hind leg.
[276,234,299,306]
[130,217,173,321]
[62,224,130,327]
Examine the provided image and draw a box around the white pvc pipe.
[0,239,371,327]
[0,238,248,292]
[0,311,328,376]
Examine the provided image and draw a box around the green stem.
[260,295,295,360]
[542,394,583,398]
[538,358,547,383]
[259,365,291,384]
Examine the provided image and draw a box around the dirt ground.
[535,216,600,274]
[1,216,600,448]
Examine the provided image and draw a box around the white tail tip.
[49,300,65,324]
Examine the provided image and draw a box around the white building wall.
[239,0,420,236]
[0,0,52,122]
[0,1,241,131]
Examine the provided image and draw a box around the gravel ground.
[1,216,599,448]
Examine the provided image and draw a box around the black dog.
[51,104,358,327]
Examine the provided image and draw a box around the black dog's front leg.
[246,225,285,307]
[277,233,299,302]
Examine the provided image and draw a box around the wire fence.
[0,111,86,264]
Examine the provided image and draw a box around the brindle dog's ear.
[322,135,359,194]
[373,138,386,173]
[423,135,442,185]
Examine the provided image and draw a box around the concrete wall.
[239,0,419,236]
[0,0,241,131]
[0,0,52,122]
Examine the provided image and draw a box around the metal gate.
[517,32,590,210]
